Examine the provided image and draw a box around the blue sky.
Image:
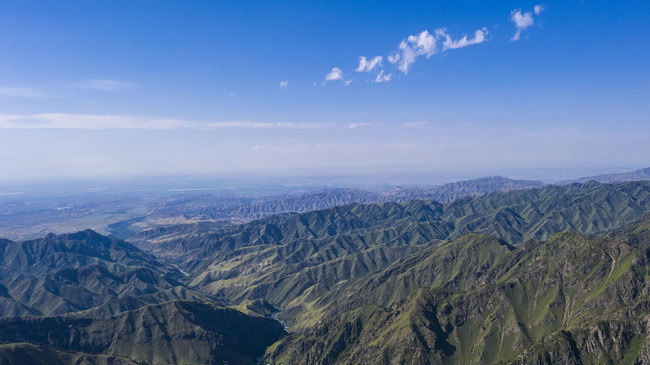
[0,1,649,182]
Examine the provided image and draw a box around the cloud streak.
[0,86,47,98]
[76,79,135,91]
[439,28,487,50]
[0,113,358,131]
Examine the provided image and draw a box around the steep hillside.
[213,189,380,219]
[0,230,288,364]
[381,176,545,203]
[125,176,546,248]
[0,300,286,365]
[2,181,648,364]
[130,181,650,331]
[266,217,650,364]
[0,230,214,317]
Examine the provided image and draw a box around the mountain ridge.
[265,217,650,364]
[2,179,650,364]
[562,167,650,185]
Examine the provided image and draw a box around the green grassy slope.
[265,217,650,364]
[171,181,650,327]
[2,181,649,364]
[0,230,218,317]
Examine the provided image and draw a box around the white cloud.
[511,10,534,28]
[279,81,289,89]
[390,27,487,74]
[387,53,400,64]
[410,30,438,56]
[392,30,438,74]
[439,28,487,51]
[397,43,416,73]
[77,79,135,91]
[0,86,47,98]
[323,67,352,85]
[325,67,344,81]
[511,9,534,41]
[534,4,545,15]
[375,70,392,83]
[356,56,383,72]
[0,114,189,130]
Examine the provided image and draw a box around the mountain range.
[0,178,649,363]
[563,167,650,185]
[267,217,650,363]
[2,167,649,243]
[0,300,285,365]
[124,168,650,247]
[0,230,285,364]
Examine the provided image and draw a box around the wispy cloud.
[375,70,392,83]
[323,67,344,85]
[325,67,343,81]
[0,192,24,196]
[0,114,189,130]
[323,67,352,85]
[324,7,550,83]
[0,113,347,131]
[279,81,289,89]
[347,122,376,129]
[356,56,383,72]
[439,28,487,50]
[388,30,436,74]
[204,121,337,130]
[511,5,543,41]
[388,28,487,74]
[76,79,135,91]
[0,86,47,98]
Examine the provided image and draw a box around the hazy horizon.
[1,165,647,200]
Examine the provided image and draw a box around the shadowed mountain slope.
[0,300,286,365]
